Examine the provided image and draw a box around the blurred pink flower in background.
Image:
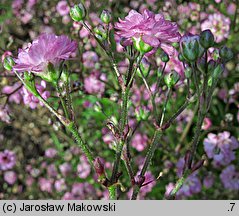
[2,83,22,104]
[77,156,91,179]
[38,178,53,193]
[0,150,16,171]
[201,13,230,43]
[21,80,50,109]
[45,148,57,158]
[54,179,67,192]
[0,106,11,123]
[4,171,17,185]
[13,33,77,73]
[82,51,99,69]
[56,1,70,16]
[220,165,239,190]
[59,162,72,176]
[203,132,239,167]
[84,71,106,96]
[131,133,148,152]
[115,9,180,55]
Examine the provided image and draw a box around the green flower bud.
[219,46,233,62]
[185,67,192,78]
[132,36,153,54]
[137,58,150,77]
[199,29,214,49]
[164,70,180,88]
[3,56,15,71]
[70,3,86,22]
[94,26,107,40]
[160,51,169,63]
[180,34,204,62]
[207,60,217,74]
[212,63,224,78]
[100,10,112,24]
[208,63,224,87]
[60,64,69,83]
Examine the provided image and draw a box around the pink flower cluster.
[2,81,50,110]
[0,150,16,171]
[203,132,239,167]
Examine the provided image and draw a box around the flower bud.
[3,56,15,71]
[70,3,86,22]
[132,36,153,54]
[199,29,214,49]
[160,51,169,63]
[219,46,233,62]
[94,25,107,40]
[164,70,180,88]
[191,159,204,172]
[208,63,224,87]
[180,34,204,62]
[207,60,217,74]
[94,157,105,177]
[137,58,150,77]
[184,150,192,170]
[100,10,112,24]
[212,63,224,78]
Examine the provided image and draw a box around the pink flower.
[84,71,106,96]
[56,1,70,16]
[77,156,91,179]
[38,178,53,193]
[13,33,77,73]
[2,83,22,104]
[21,80,50,109]
[82,51,99,69]
[202,117,212,130]
[203,132,239,167]
[59,162,72,176]
[0,105,11,123]
[0,150,16,171]
[131,133,148,152]
[220,165,239,190]
[45,148,57,158]
[4,171,17,185]
[54,179,67,192]
[115,9,180,55]
[62,192,74,200]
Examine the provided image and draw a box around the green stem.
[159,88,171,127]
[169,170,190,199]
[108,185,117,200]
[67,122,94,166]
[110,55,143,183]
[56,84,70,120]
[110,87,130,183]
[131,129,163,200]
